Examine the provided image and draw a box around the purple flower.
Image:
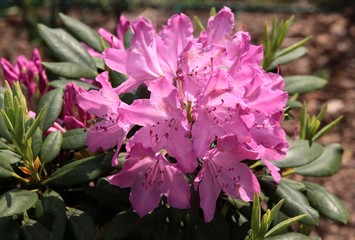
[109,143,190,217]
[1,48,48,110]
[120,77,197,173]
[77,71,131,166]
[62,83,94,130]
[194,136,260,222]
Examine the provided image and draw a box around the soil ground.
[0,3,354,239]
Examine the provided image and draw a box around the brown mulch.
[0,5,354,239]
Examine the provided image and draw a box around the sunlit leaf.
[294,144,343,176]
[302,181,349,224]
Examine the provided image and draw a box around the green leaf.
[280,178,306,191]
[286,100,302,108]
[21,219,52,240]
[284,75,327,94]
[40,131,63,165]
[268,199,285,226]
[66,207,96,240]
[109,69,128,88]
[48,79,98,90]
[82,178,129,209]
[269,47,307,70]
[46,153,112,186]
[0,150,21,164]
[0,190,38,217]
[42,62,97,79]
[25,107,45,141]
[294,144,343,176]
[265,214,306,238]
[251,193,261,238]
[36,191,66,240]
[36,89,64,131]
[312,116,343,141]
[31,127,43,160]
[302,181,349,224]
[98,210,141,240]
[276,36,312,58]
[0,113,12,141]
[259,177,319,225]
[265,232,314,240]
[37,24,96,70]
[61,128,87,150]
[273,140,323,168]
[0,216,21,240]
[0,154,15,178]
[59,13,103,52]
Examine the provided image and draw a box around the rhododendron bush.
[0,7,348,240]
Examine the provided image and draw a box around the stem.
[28,161,41,182]
[281,168,295,177]
[250,160,263,169]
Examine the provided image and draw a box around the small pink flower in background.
[62,83,95,130]
[194,136,261,222]
[108,143,190,217]
[77,71,131,166]
[1,48,48,110]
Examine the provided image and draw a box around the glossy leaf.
[294,144,343,176]
[284,75,327,94]
[0,150,21,164]
[0,190,38,217]
[59,13,103,52]
[40,131,63,165]
[269,47,307,70]
[48,79,98,90]
[42,62,97,79]
[38,24,96,70]
[47,153,112,186]
[35,191,66,240]
[0,156,15,178]
[0,217,21,240]
[259,177,319,225]
[302,181,349,224]
[61,128,87,150]
[273,140,323,168]
[98,210,141,240]
[36,89,64,131]
[0,113,11,141]
[25,107,45,141]
[265,214,306,238]
[66,207,96,240]
[31,126,43,160]
[265,232,314,240]
[21,219,52,240]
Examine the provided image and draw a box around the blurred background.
[0,0,354,239]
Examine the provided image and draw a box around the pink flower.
[77,71,131,166]
[103,13,193,93]
[83,15,131,58]
[194,136,260,222]
[1,48,48,109]
[120,77,197,172]
[108,143,190,217]
[62,83,94,130]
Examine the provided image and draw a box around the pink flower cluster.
[78,7,288,222]
[1,49,48,109]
